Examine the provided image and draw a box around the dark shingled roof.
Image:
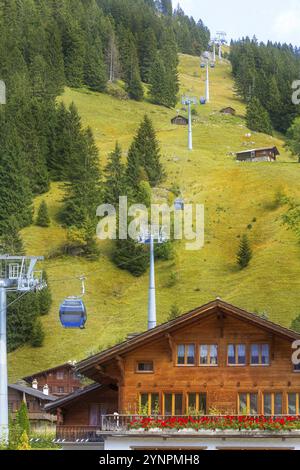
[236,146,280,156]
[45,383,102,412]
[9,383,57,401]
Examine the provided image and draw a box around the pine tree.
[0,124,33,234]
[30,55,48,100]
[139,28,157,83]
[160,0,173,16]
[30,318,45,348]
[0,217,25,256]
[237,234,252,269]
[61,125,102,228]
[267,76,282,130]
[160,28,179,108]
[49,102,83,180]
[60,124,102,257]
[168,304,181,321]
[17,431,31,451]
[132,115,165,187]
[286,117,300,161]
[15,99,50,196]
[291,314,300,332]
[126,142,144,202]
[36,201,50,227]
[104,142,126,205]
[246,97,273,135]
[61,19,85,87]
[45,20,65,97]
[118,27,144,101]
[7,291,41,352]
[149,55,167,105]
[16,402,30,437]
[84,38,107,92]
[38,271,52,316]
[113,237,148,277]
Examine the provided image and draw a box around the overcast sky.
[177,0,300,46]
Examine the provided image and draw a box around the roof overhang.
[45,383,104,413]
[76,299,300,378]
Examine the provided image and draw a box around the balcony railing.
[56,426,104,442]
[56,414,300,442]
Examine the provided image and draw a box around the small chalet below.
[23,362,83,397]
[9,382,57,432]
[236,146,279,162]
[171,115,188,126]
[220,107,236,116]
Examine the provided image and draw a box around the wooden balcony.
[56,426,104,442]
[56,415,300,442]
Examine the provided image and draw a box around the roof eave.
[76,299,300,375]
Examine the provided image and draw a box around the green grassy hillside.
[9,54,300,381]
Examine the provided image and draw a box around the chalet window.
[163,393,183,416]
[227,344,246,366]
[287,393,300,415]
[137,361,154,373]
[56,371,64,380]
[140,393,159,415]
[200,345,218,366]
[57,386,64,393]
[238,393,258,415]
[177,344,195,366]
[294,363,300,372]
[263,393,283,416]
[250,344,270,366]
[187,393,207,415]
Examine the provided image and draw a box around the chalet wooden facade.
[46,299,300,431]
[9,382,56,432]
[23,362,83,397]
[171,115,188,126]
[236,147,279,162]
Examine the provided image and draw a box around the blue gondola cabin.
[59,299,87,329]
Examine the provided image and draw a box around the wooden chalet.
[45,299,300,449]
[171,115,188,126]
[23,362,83,397]
[220,107,236,116]
[236,147,279,162]
[9,382,56,432]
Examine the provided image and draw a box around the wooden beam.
[217,313,226,338]
[116,356,125,385]
[165,334,174,362]
[94,365,119,384]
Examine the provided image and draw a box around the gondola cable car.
[59,276,87,329]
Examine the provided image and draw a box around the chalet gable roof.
[9,383,57,401]
[220,106,236,112]
[23,361,76,383]
[236,146,280,156]
[44,383,103,412]
[76,299,300,375]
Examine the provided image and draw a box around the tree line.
[229,37,300,134]
[2,0,205,350]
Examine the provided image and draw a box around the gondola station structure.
[0,255,46,444]
[46,299,300,451]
